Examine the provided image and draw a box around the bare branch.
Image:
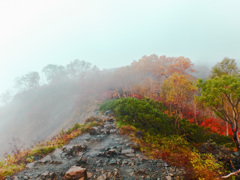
[221,169,240,179]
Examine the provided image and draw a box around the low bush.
[100,98,233,147]
[100,97,235,179]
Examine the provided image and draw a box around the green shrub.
[179,119,234,146]
[100,98,233,147]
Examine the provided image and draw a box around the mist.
[0,0,240,157]
[1,1,240,95]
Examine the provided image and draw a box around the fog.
[1,0,240,95]
[0,0,240,156]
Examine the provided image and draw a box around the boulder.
[64,166,87,180]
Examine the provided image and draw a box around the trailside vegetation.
[0,117,104,179]
[99,97,234,179]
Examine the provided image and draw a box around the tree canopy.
[197,75,240,149]
[210,58,239,78]
[15,71,40,90]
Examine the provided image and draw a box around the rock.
[26,162,35,169]
[104,124,113,130]
[12,176,19,180]
[97,174,107,180]
[129,171,135,176]
[135,131,144,139]
[50,160,62,164]
[109,158,117,165]
[40,171,55,179]
[122,149,135,154]
[107,118,114,122]
[165,175,172,180]
[126,142,133,147]
[116,158,122,165]
[137,169,146,175]
[125,153,135,157]
[110,129,116,134]
[107,172,112,178]
[233,151,240,156]
[128,162,135,166]
[113,169,119,177]
[39,155,52,163]
[131,143,140,151]
[104,110,113,116]
[106,148,118,156]
[23,176,29,180]
[76,157,87,166]
[96,159,102,166]
[63,145,86,157]
[90,127,100,135]
[41,171,50,177]
[52,148,63,159]
[169,167,175,173]
[64,166,87,180]
[162,162,168,167]
[87,172,93,179]
[122,159,129,164]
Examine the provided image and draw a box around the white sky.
[0,0,240,94]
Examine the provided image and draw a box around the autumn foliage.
[100,98,232,179]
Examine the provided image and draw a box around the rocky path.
[6,117,183,180]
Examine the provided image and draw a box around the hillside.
[0,56,239,179]
[0,82,99,157]
[5,115,184,180]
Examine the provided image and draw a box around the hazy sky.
[0,0,240,94]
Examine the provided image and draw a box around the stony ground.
[6,117,184,180]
